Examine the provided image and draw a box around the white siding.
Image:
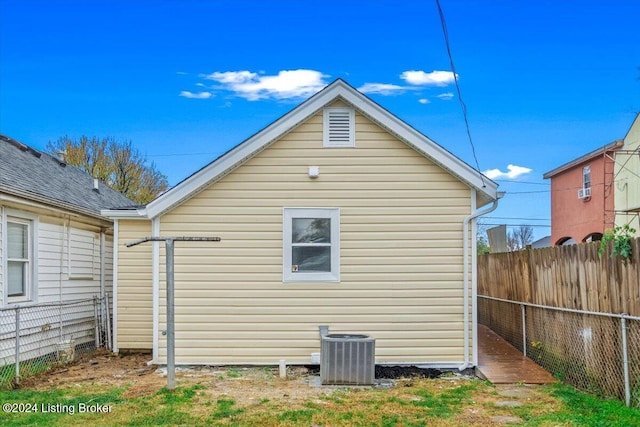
[0,207,3,303]
[0,205,115,305]
[0,202,116,366]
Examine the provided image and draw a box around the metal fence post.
[621,316,630,407]
[105,294,112,351]
[522,304,527,357]
[94,296,100,348]
[15,307,20,385]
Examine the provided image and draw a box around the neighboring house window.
[68,228,97,279]
[283,208,340,282]
[6,217,33,303]
[583,166,591,191]
[323,108,355,147]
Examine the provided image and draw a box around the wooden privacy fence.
[478,238,640,407]
[478,238,640,315]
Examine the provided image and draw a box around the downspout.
[59,216,69,344]
[99,230,106,299]
[459,191,503,371]
[152,217,160,363]
[112,219,119,352]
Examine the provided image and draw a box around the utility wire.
[435,0,485,188]
[484,216,551,221]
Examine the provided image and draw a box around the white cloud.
[202,69,328,101]
[358,83,407,95]
[483,164,532,180]
[400,70,457,86]
[418,98,431,104]
[436,92,454,100]
[179,91,212,99]
[204,70,258,84]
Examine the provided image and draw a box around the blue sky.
[1,0,639,241]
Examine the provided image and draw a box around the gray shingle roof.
[0,134,135,216]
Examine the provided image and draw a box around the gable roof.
[543,139,623,179]
[103,79,498,219]
[0,134,134,219]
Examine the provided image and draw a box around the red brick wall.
[549,155,615,245]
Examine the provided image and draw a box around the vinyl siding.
[1,204,113,307]
[615,116,640,232]
[116,219,153,349]
[152,107,473,364]
[0,207,3,303]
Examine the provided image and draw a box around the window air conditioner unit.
[578,187,591,199]
[320,334,375,385]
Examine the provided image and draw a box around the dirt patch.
[17,350,448,406]
[18,350,156,391]
[17,350,333,405]
[375,365,442,379]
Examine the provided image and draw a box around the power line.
[434,0,485,188]
[493,179,549,186]
[484,216,550,221]
[480,223,551,228]
[147,152,219,158]
[506,190,550,194]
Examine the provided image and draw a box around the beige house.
[103,80,499,369]
[614,113,640,233]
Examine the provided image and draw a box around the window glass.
[283,208,340,282]
[583,166,591,189]
[7,222,28,259]
[7,261,26,297]
[292,246,331,272]
[292,218,331,243]
[7,220,30,299]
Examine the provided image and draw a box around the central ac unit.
[320,334,375,385]
[578,187,591,199]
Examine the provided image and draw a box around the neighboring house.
[103,79,499,369]
[530,236,551,249]
[543,140,623,245]
[614,113,640,233]
[0,134,133,359]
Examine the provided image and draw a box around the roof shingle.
[0,134,134,216]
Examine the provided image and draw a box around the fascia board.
[336,84,498,199]
[100,209,148,219]
[144,80,497,219]
[144,82,352,219]
[1,186,111,222]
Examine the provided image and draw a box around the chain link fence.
[479,295,640,407]
[0,296,111,388]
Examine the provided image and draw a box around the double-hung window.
[7,217,33,303]
[283,208,340,282]
[583,166,591,191]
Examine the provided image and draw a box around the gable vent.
[323,108,355,147]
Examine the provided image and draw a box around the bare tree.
[47,136,168,204]
[507,225,534,251]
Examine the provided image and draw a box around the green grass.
[1,378,639,426]
[512,383,640,426]
[0,357,57,389]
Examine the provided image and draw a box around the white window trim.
[3,209,38,306]
[283,208,340,283]
[583,165,591,190]
[323,107,355,148]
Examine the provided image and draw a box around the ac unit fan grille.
[320,334,375,385]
